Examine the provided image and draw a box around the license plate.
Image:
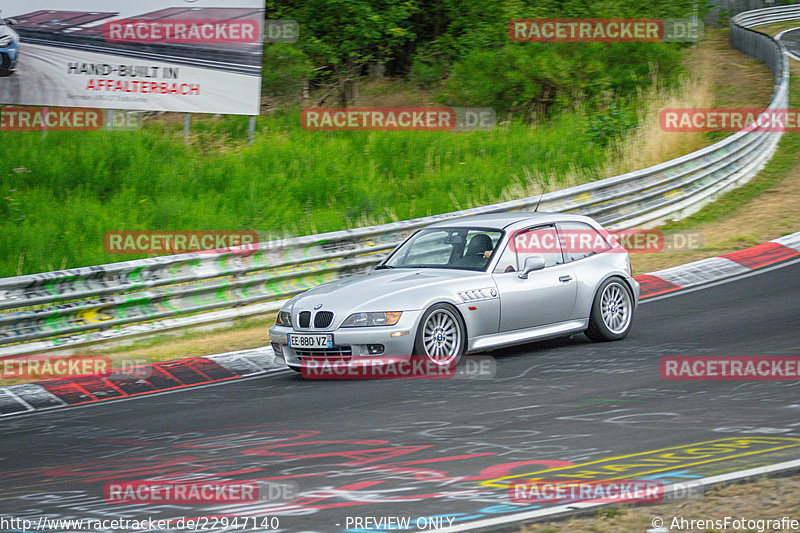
[288,334,333,349]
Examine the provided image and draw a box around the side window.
[557,221,612,263]
[493,225,564,273]
[494,242,518,273]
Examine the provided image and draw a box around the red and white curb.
[1,230,798,417]
[637,231,800,298]
[0,347,282,417]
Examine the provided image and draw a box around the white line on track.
[431,457,800,532]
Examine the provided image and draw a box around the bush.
[587,102,637,147]
[437,41,683,119]
[262,44,313,99]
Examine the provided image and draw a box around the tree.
[280,0,418,105]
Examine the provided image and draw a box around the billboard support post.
[184,113,191,142]
[248,116,256,144]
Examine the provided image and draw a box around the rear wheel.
[414,303,466,366]
[585,277,634,341]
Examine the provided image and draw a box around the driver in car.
[454,234,494,268]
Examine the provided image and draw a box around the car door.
[491,224,578,332]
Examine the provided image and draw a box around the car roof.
[426,212,597,230]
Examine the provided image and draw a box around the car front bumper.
[268,309,423,367]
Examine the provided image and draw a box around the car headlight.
[276,311,292,327]
[341,312,402,327]
[0,36,12,47]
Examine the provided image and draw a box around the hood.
[287,267,486,317]
[0,26,18,40]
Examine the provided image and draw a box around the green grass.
[0,107,613,277]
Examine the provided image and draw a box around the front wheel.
[585,277,634,341]
[413,303,466,366]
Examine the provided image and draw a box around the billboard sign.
[0,1,264,115]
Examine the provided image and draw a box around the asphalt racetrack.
[1,259,799,532]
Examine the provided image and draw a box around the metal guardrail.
[0,6,793,355]
[734,5,800,29]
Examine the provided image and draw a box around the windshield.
[380,227,503,271]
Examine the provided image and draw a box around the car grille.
[295,310,334,329]
[314,311,334,328]
[295,346,352,363]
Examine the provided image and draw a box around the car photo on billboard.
[0,13,19,75]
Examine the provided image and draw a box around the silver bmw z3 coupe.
[269,212,640,372]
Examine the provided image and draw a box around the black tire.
[585,277,634,342]
[413,303,467,366]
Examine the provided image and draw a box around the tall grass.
[0,109,608,277]
[0,67,714,278]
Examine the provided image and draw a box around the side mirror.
[518,255,546,279]
[6,18,17,26]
